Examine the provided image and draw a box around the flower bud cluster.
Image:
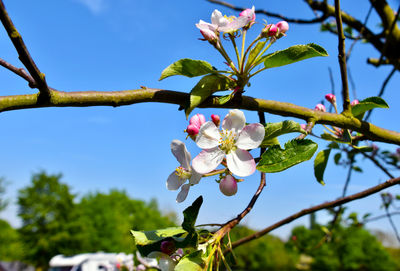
[186,113,221,139]
[262,20,289,38]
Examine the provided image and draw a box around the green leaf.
[175,250,204,271]
[334,153,341,165]
[321,132,350,144]
[351,146,374,152]
[159,59,214,80]
[328,142,340,149]
[182,196,203,233]
[352,166,363,172]
[185,74,232,117]
[131,227,187,256]
[314,149,331,185]
[262,137,280,147]
[351,96,389,118]
[247,41,266,68]
[396,195,400,200]
[216,94,233,105]
[260,120,304,148]
[257,139,318,173]
[262,43,328,69]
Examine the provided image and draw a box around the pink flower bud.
[200,29,217,42]
[219,175,237,196]
[314,104,326,112]
[186,124,200,136]
[160,240,176,255]
[325,94,336,104]
[351,99,359,106]
[276,21,289,33]
[266,24,278,36]
[301,124,307,130]
[211,114,220,127]
[239,7,256,23]
[189,113,206,129]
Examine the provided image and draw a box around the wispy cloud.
[74,0,107,14]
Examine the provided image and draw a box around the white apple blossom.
[166,140,202,203]
[192,109,265,177]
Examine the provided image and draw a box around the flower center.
[219,130,237,154]
[175,166,191,179]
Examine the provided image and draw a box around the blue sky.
[0,0,399,242]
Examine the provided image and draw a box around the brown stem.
[360,152,394,179]
[0,57,36,87]
[231,176,400,249]
[0,0,50,99]
[334,0,351,113]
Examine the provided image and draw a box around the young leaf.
[334,153,341,165]
[321,132,350,144]
[131,227,187,256]
[257,139,318,173]
[351,96,389,118]
[216,94,233,105]
[246,41,266,69]
[314,149,331,185]
[185,74,232,117]
[260,120,304,147]
[182,196,203,233]
[262,43,328,69]
[159,59,213,80]
[175,250,204,271]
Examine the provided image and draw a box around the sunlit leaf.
[351,96,389,118]
[261,43,328,69]
[257,139,318,173]
[159,59,213,80]
[260,120,304,147]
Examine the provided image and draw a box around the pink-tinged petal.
[236,123,265,150]
[166,172,185,191]
[219,16,248,32]
[189,170,202,185]
[222,109,246,134]
[195,121,221,149]
[189,113,206,128]
[196,20,217,32]
[176,184,190,203]
[219,175,238,196]
[192,147,225,174]
[226,149,256,177]
[171,140,191,169]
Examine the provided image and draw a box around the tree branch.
[0,57,35,86]
[334,0,351,113]
[0,0,50,99]
[0,88,399,145]
[231,176,400,249]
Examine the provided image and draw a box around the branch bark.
[0,88,400,145]
[230,176,400,249]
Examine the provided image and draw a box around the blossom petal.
[219,16,248,32]
[166,171,185,191]
[222,109,246,134]
[226,149,256,177]
[189,170,202,185]
[176,184,190,203]
[196,20,217,32]
[211,9,229,27]
[236,123,265,150]
[171,139,191,169]
[195,121,221,149]
[192,147,225,174]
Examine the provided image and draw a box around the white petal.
[195,121,221,149]
[219,16,248,32]
[171,139,191,169]
[222,109,246,134]
[176,184,190,203]
[236,123,265,150]
[196,20,216,31]
[192,147,225,174]
[211,9,229,27]
[166,171,185,191]
[189,170,202,185]
[226,149,256,177]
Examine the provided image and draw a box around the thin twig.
[206,0,328,24]
[377,4,400,65]
[360,152,394,179]
[364,211,400,223]
[0,0,50,99]
[385,207,400,243]
[334,0,351,113]
[364,67,397,121]
[230,176,400,249]
[0,57,36,87]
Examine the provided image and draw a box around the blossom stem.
[323,124,338,135]
[248,40,274,73]
[243,36,263,72]
[240,29,247,73]
[229,34,241,69]
[202,168,227,177]
[217,40,239,74]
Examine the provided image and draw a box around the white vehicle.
[49,253,134,271]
